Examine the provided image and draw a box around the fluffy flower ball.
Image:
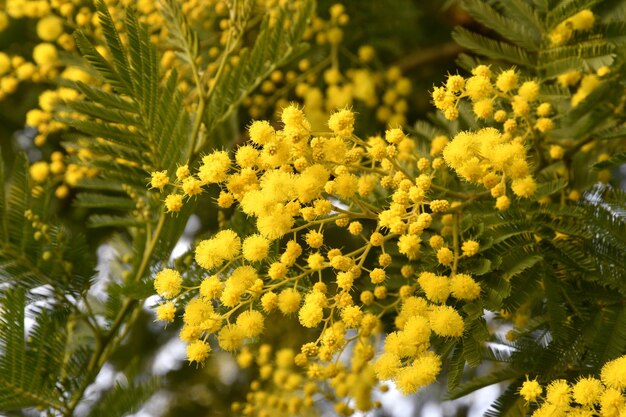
[154,268,182,298]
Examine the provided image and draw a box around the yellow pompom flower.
[33,43,58,65]
[461,240,480,256]
[187,340,211,363]
[511,176,537,198]
[150,170,168,190]
[601,355,626,390]
[182,177,202,196]
[36,15,64,41]
[29,161,50,183]
[369,268,386,284]
[307,252,325,270]
[545,379,570,405]
[446,74,465,92]
[175,164,190,180]
[248,120,275,145]
[535,118,554,133]
[154,268,182,298]
[242,234,270,262]
[256,207,294,240]
[299,302,324,328]
[518,81,539,101]
[496,69,518,92]
[437,247,454,266]
[373,352,401,380]
[218,325,244,351]
[398,234,421,260]
[572,377,603,406]
[549,145,564,160]
[417,272,449,303]
[195,239,220,270]
[234,145,258,168]
[473,99,493,119]
[394,352,441,394]
[214,229,242,260]
[327,108,355,137]
[305,230,324,248]
[278,288,302,315]
[465,75,493,101]
[496,195,510,211]
[519,377,542,402]
[430,199,449,213]
[0,52,11,76]
[236,310,265,338]
[164,194,183,213]
[296,164,329,202]
[450,273,481,301]
[429,305,464,337]
[261,292,279,312]
[341,305,363,328]
[198,150,230,184]
[155,302,176,322]
[599,388,625,417]
[199,276,222,299]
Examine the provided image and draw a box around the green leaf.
[87,379,159,417]
[0,289,67,411]
[484,381,527,417]
[592,151,626,170]
[463,0,541,50]
[446,368,521,400]
[200,0,315,144]
[534,178,568,197]
[546,0,601,29]
[497,0,544,33]
[452,27,537,67]
[87,214,143,228]
[447,343,466,390]
[159,0,199,69]
[75,193,136,211]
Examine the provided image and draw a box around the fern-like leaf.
[0,289,67,411]
[200,0,315,146]
[86,379,159,417]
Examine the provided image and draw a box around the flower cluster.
[244,3,412,128]
[443,127,536,209]
[519,355,626,417]
[150,105,491,413]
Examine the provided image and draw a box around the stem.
[63,211,167,417]
[192,0,240,157]
[452,213,460,276]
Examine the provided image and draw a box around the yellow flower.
[155,302,176,322]
[236,310,265,338]
[327,108,355,137]
[153,268,182,298]
[187,340,211,363]
[164,194,183,213]
[601,355,626,390]
[429,305,464,337]
[29,161,50,183]
[519,377,542,402]
[36,15,64,41]
[461,240,480,256]
[150,170,168,190]
[450,273,481,301]
[278,288,302,315]
[417,272,449,303]
[572,377,603,406]
[33,43,58,65]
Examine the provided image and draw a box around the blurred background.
[1,0,624,416]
